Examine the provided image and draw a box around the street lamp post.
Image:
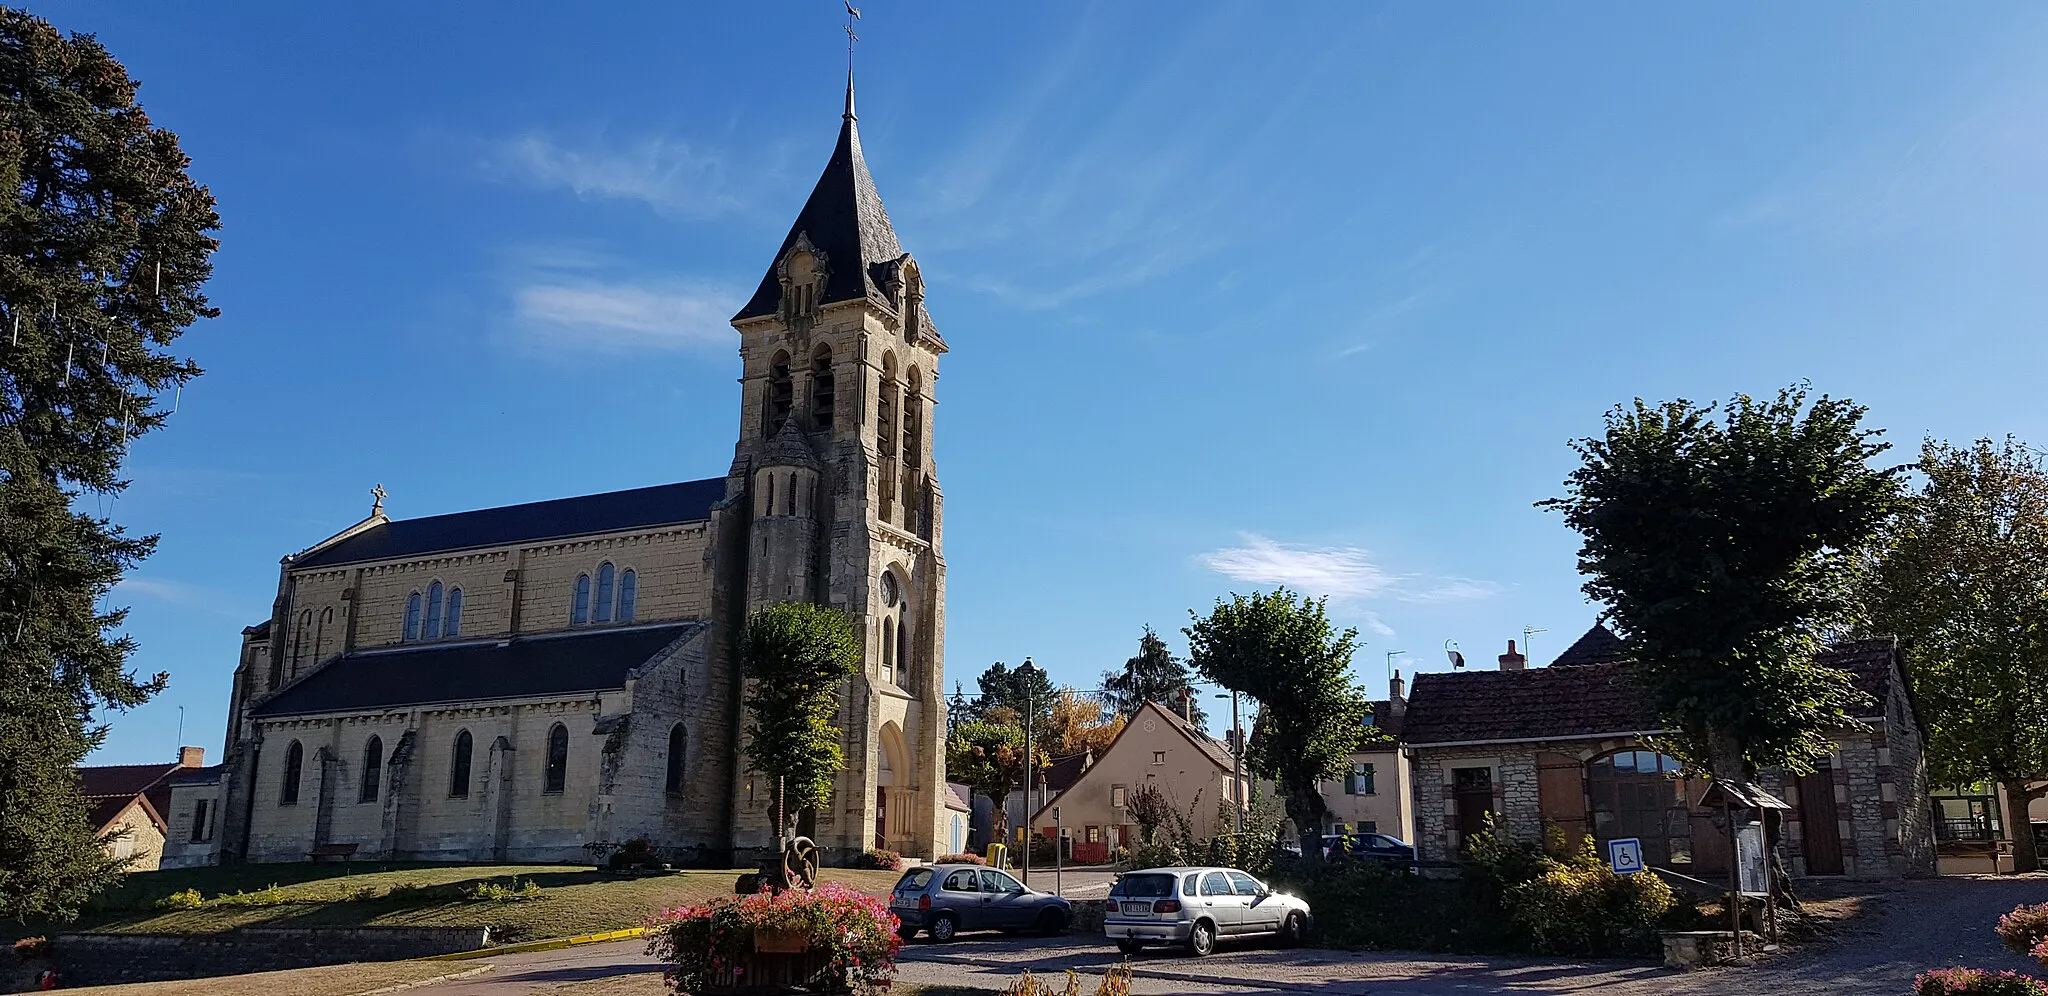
[1019,656,1038,887]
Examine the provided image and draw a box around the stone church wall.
[594,627,735,863]
[515,526,710,632]
[349,553,512,650]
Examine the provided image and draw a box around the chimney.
[178,746,205,768]
[1180,688,1194,724]
[1389,670,1407,719]
[1499,640,1527,672]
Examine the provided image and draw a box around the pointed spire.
[844,69,856,122]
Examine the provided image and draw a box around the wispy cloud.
[1197,533,1500,616]
[476,132,747,218]
[116,577,247,618]
[495,243,742,359]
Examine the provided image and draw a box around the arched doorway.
[878,722,910,853]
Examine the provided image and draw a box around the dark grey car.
[888,864,1071,942]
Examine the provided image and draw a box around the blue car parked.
[888,864,1070,942]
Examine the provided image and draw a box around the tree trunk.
[1285,783,1325,861]
[2002,779,2043,874]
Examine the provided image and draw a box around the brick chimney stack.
[178,746,205,768]
[1499,640,1527,672]
[1389,670,1407,720]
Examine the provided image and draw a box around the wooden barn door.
[1798,767,1845,875]
[1537,752,1589,850]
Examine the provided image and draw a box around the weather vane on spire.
[844,2,861,72]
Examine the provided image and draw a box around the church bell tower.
[718,74,951,862]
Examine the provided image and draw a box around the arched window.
[313,607,332,664]
[404,591,423,641]
[594,563,615,623]
[665,723,687,795]
[618,570,637,623]
[450,730,473,798]
[877,354,899,523]
[280,740,303,806]
[1586,749,1690,868]
[544,724,569,794]
[902,368,923,469]
[897,617,911,688]
[361,735,384,803]
[809,346,834,430]
[881,617,896,685]
[786,473,797,516]
[423,581,445,639]
[572,574,591,625]
[293,610,310,673]
[767,351,793,434]
[444,588,463,638]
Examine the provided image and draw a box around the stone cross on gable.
[370,483,386,516]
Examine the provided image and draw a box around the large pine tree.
[0,8,219,921]
[1100,626,1205,727]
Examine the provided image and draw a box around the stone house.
[1026,701,1247,863]
[215,79,954,866]
[159,763,226,869]
[77,747,210,872]
[1400,629,1934,880]
[1318,693,1413,842]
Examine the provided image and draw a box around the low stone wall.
[49,925,490,987]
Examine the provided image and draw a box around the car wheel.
[1186,920,1215,957]
[1116,938,1145,956]
[896,925,918,941]
[928,912,958,943]
[1278,913,1305,948]
[1036,908,1067,936]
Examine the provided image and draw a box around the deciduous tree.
[738,603,861,846]
[0,9,219,921]
[1185,589,1368,858]
[1101,626,1205,726]
[1862,437,2048,871]
[1540,386,1905,782]
[945,721,1043,844]
[1045,688,1123,758]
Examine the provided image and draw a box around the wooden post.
[1725,799,1742,961]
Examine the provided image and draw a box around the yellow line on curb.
[428,926,646,961]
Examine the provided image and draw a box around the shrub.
[936,852,985,865]
[608,836,665,871]
[386,882,428,903]
[856,848,903,871]
[1913,968,2048,995]
[462,878,542,902]
[154,888,205,911]
[646,883,901,996]
[1502,859,1674,956]
[214,885,291,907]
[2000,905,2048,959]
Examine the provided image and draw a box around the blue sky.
[58,2,2048,763]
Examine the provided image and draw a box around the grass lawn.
[21,862,904,946]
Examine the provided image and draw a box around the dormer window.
[778,239,829,324]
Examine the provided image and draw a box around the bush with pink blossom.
[645,883,901,995]
[1998,904,2048,966]
[1912,968,2048,995]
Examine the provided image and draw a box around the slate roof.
[1401,662,1660,746]
[168,764,226,786]
[1551,624,1630,667]
[734,83,906,321]
[293,479,725,569]
[1364,699,1403,741]
[1040,752,1092,794]
[1818,638,1904,717]
[249,623,702,717]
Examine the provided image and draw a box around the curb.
[428,926,646,961]
[351,964,496,994]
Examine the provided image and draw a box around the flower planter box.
[753,929,810,954]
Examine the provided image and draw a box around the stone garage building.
[1400,630,1935,880]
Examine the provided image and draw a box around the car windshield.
[1112,873,1179,898]
[894,869,932,893]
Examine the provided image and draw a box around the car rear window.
[894,869,932,893]
[1112,873,1179,899]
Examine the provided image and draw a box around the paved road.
[420,875,2046,996]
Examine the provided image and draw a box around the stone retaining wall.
[49,925,490,987]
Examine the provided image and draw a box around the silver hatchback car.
[1103,866,1311,956]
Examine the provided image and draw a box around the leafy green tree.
[965,661,1055,741]
[1541,386,1905,782]
[1862,437,2048,872]
[0,9,219,921]
[1185,588,1368,858]
[945,720,1042,844]
[738,603,861,846]
[1101,626,1205,726]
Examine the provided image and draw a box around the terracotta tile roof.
[1401,662,1660,745]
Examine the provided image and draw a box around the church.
[212,77,951,866]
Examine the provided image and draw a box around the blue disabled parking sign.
[1607,837,1646,874]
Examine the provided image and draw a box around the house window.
[404,591,422,641]
[1151,751,1166,765]
[450,729,473,798]
[361,736,384,803]
[280,740,302,805]
[666,723,687,795]
[618,570,636,623]
[444,588,463,638]
[1111,785,1126,808]
[544,723,569,793]
[572,574,591,624]
[1347,763,1376,795]
[1586,749,1689,868]
[423,581,444,639]
[189,799,211,842]
[594,563,615,623]
[1086,825,1101,844]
